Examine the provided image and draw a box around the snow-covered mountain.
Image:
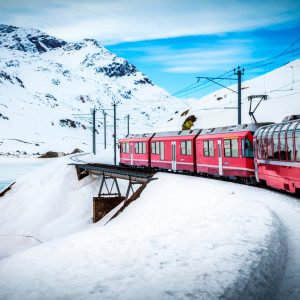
[1,24,299,155]
[164,59,300,130]
[0,24,190,155]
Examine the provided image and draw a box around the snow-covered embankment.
[0,159,287,299]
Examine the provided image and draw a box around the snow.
[0,156,293,299]
[1,24,300,299]
[0,25,191,155]
[163,59,300,130]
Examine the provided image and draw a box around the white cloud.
[139,47,249,73]
[1,0,299,44]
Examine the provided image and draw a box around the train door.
[171,141,176,171]
[217,140,223,176]
[130,142,133,165]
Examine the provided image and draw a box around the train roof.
[124,133,155,139]
[199,123,274,135]
[153,129,202,137]
[121,123,275,141]
[254,119,300,136]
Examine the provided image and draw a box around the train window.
[279,124,289,160]
[256,128,265,159]
[296,125,300,161]
[287,122,298,161]
[135,142,146,154]
[139,142,143,154]
[151,142,155,154]
[267,126,276,159]
[241,139,245,157]
[273,125,281,160]
[156,142,160,154]
[262,130,268,159]
[151,142,160,154]
[224,139,239,158]
[181,141,192,155]
[242,138,253,158]
[204,141,209,156]
[287,128,294,161]
[181,141,186,155]
[203,140,214,157]
[122,143,129,153]
[187,141,192,155]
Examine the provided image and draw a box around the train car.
[254,119,300,193]
[150,129,202,172]
[119,133,154,167]
[195,123,269,181]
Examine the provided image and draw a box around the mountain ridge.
[0,24,189,155]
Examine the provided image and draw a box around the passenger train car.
[254,119,300,193]
[119,120,300,194]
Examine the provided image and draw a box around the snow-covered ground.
[0,155,299,299]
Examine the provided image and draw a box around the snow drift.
[0,158,287,299]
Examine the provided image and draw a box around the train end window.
[242,138,253,158]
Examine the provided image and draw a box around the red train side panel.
[119,133,154,167]
[195,124,268,180]
[150,130,201,172]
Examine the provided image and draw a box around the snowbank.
[0,157,101,259]
[0,161,287,299]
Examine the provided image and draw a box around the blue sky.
[1,0,300,98]
[108,26,300,96]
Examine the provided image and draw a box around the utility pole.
[92,108,96,155]
[103,110,107,149]
[127,114,130,136]
[234,66,244,125]
[197,66,244,125]
[113,102,117,165]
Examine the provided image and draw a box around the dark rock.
[96,61,137,78]
[46,94,57,101]
[52,79,60,85]
[0,113,9,120]
[70,148,83,154]
[39,151,66,158]
[134,77,153,85]
[59,118,80,128]
[0,24,67,53]
[0,70,24,88]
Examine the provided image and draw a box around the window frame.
[180,140,192,156]
[122,142,129,153]
[135,142,146,154]
[151,141,160,155]
[203,140,214,157]
[224,138,239,158]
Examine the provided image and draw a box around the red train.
[119,119,300,194]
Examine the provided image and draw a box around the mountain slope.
[163,59,300,130]
[0,24,190,155]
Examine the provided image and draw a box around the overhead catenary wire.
[171,36,300,99]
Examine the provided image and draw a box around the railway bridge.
[74,163,156,223]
